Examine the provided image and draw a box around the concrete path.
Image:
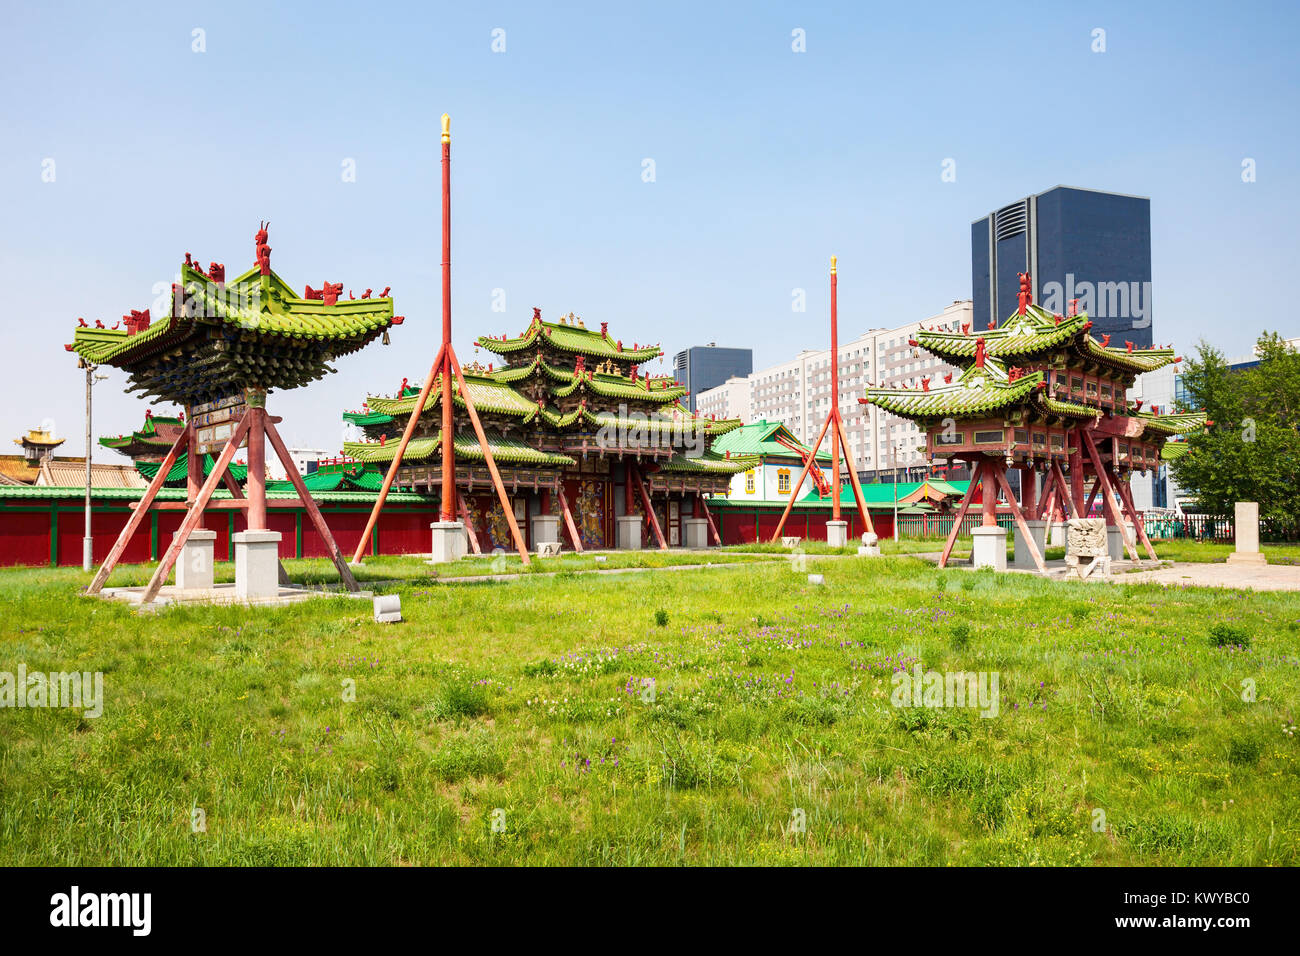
[909,551,1300,592]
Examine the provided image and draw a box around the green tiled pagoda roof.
[135,453,248,484]
[710,420,832,461]
[265,470,350,493]
[1075,336,1177,374]
[342,410,395,427]
[366,373,540,422]
[913,305,1177,374]
[487,354,685,403]
[99,412,185,453]
[1037,394,1101,419]
[865,360,1046,420]
[343,433,575,467]
[800,480,972,507]
[0,484,429,504]
[477,315,661,362]
[915,308,1088,359]
[707,479,970,510]
[701,416,744,437]
[1161,440,1190,461]
[69,257,396,405]
[1133,408,1209,437]
[579,409,702,435]
[538,407,585,429]
[346,469,387,491]
[659,451,759,474]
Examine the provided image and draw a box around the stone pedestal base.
[1013,520,1048,570]
[234,530,282,600]
[1230,501,1265,564]
[429,521,467,564]
[683,518,708,548]
[857,531,880,557]
[1226,551,1268,565]
[1048,521,1065,547]
[530,514,559,548]
[175,529,217,590]
[971,525,1008,571]
[1107,526,1129,561]
[825,520,848,548]
[617,515,643,550]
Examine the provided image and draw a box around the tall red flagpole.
[830,255,841,522]
[770,255,876,543]
[439,112,457,521]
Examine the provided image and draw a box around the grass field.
[1,551,1298,865]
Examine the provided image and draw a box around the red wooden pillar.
[245,391,267,531]
[981,459,999,526]
[1069,443,1085,522]
[1020,465,1037,517]
[186,420,204,529]
[540,488,551,514]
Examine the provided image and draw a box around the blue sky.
[2,0,1296,455]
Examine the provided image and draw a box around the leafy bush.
[1208,623,1251,648]
[522,658,557,677]
[950,622,972,651]
[432,681,490,720]
[1228,735,1262,766]
[429,728,505,782]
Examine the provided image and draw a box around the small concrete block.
[617,515,643,550]
[373,594,402,624]
[233,530,282,600]
[825,520,848,548]
[781,536,801,548]
[1229,501,1265,563]
[683,518,709,548]
[807,573,825,585]
[971,525,1008,571]
[536,540,563,557]
[1107,526,1127,561]
[429,521,467,564]
[175,529,217,590]
[530,514,560,546]
[594,554,607,563]
[1013,519,1048,570]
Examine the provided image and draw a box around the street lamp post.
[893,440,905,542]
[80,360,107,572]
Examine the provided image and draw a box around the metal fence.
[895,511,1240,543]
[895,513,1014,539]
[1143,513,1235,542]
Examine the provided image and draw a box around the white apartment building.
[266,446,332,481]
[695,375,752,423]
[698,300,972,479]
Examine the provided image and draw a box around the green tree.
[1173,332,1300,537]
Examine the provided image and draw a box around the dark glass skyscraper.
[971,186,1153,348]
[673,344,753,412]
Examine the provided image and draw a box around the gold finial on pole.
[441,113,451,144]
[830,255,837,274]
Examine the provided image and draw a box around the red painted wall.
[0,511,53,566]
[712,506,895,546]
[0,498,440,567]
[377,512,431,556]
